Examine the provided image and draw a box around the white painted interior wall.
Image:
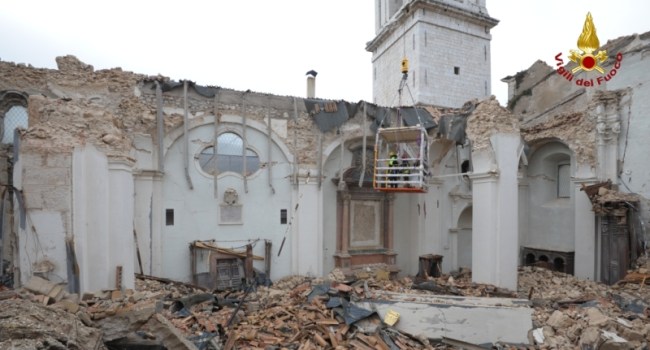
[160,118,293,282]
[72,145,135,292]
[525,142,575,252]
[471,133,520,290]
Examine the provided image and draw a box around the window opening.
[557,163,570,198]
[280,209,288,224]
[2,105,28,144]
[454,67,460,75]
[198,132,260,176]
[165,209,174,226]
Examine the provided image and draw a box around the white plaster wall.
[73,146,111,292]
[108,160,136,290]
[471,134,520,290]
[16,152,73,287]
[525,142,574,252]
[392,193,413,273]
[322,143,354,275]
[134,175,154,275]
[18,211,67,284]
[293,182,322,276]
[457,207,472,269]
[607,49,650,227]
[72,145,135,292]
[161,121,293,282]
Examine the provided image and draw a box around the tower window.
[454,67,460,75]
[280,209,288,224]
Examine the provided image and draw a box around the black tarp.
[304,99,359,133]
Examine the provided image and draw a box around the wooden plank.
[372,334,390,350]
[223,331,239,350]
[313,332,328,347]
[328,330,339,348]
[349,339,375,350]
[316,319,340,326]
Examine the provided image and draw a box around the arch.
[525,140,575,251]
[525,253,536,265]
[457,205,473,229]
[553,257,565,272]
[163,114,294,166]
[0,91,28,114]
[0,91,29,144]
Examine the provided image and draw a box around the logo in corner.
[555,12,623,87]
[568,12,607,74]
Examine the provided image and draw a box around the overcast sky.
[1,1,648,106]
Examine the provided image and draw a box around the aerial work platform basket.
[373,125,429,193]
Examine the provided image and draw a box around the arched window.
[2,105,28,144]
[198,132,260,176]
[0,92,29,144]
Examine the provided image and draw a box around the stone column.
[108,157,136,290]
[385,193,397,265]
[595,104,621,181]
[292,170,323,276]
[470,133,520,291]
[573,166,598,280]
[335,191,352,269]
[133,170,163,276]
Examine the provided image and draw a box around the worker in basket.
[388,151,399,188]
[401,153,412,188]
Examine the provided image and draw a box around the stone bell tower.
[367,0,498,108]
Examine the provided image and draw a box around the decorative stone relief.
[220,188,242,224]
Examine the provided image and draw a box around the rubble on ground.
[0,260,649,349]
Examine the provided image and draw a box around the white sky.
[1,1,649,106]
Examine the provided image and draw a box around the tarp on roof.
[367,104,436,132]
[304,99,359,133]
[436,101,476,144]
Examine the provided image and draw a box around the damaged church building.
[0,0,649,300]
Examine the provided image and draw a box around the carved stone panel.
[350,200,382,248]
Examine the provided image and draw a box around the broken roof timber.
[191,241,264,261]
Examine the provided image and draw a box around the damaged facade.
[503,30,650,284]
[0,0,647,303]
[0,54,518,293]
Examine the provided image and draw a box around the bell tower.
[367,0,498,108]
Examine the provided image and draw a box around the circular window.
[198,132,260,176]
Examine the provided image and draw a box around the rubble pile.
[0,264,649,349]
[466,95,520,151]
[0,298,106,350]
[518,266,650,349]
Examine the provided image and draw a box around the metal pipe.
[183,81,194,190]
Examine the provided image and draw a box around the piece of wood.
[373,334,391,350]
[328,330,339,348]
[313,332,328,347]
[620,272,650,284]
[316,318,340,326]
[223,331,239,350]
[349,339,375,350]
[357,333,377,346]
